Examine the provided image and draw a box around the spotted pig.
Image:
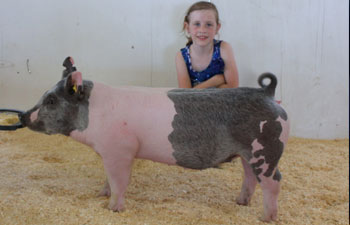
[20,57,289,222]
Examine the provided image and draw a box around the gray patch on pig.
[22,77,93,136]
[167,73,287,182]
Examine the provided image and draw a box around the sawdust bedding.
[0,114,348,225]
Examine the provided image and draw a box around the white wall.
[0,0,348,139]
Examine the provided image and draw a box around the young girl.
[176,1,239,88]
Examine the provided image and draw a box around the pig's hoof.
[98,188,111,197]
[236,196,249,206]
[260,212,277,223]
[108,203,125,212]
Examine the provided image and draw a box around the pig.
[20,57,289,222]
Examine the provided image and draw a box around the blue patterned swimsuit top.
[181,40,225,87]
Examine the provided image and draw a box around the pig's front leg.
[236,158,258,205]
[98,131,139,212]
[103,156,134,212]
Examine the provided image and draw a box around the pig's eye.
[45,95,57,106]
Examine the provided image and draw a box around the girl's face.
[185,9,220,47]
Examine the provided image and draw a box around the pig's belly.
[134,105,177,165]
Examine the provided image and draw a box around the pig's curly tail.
[258,72,277,97]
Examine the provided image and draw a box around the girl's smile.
[197,35,208,41]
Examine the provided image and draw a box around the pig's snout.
[19,109,48,134]
[19,112,28,127]
[19,109,39,127]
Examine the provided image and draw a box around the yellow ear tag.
[73,84,77,93]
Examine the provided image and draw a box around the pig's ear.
[62,56,77,80]
[63,56,74,68]
[65,71,84,100]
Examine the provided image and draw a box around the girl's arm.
[192,74,225,89]
[175,51,192,88]
[194,41,239,89]
[176,51,225,89]
[219,41,239,88]
[175,43,238,89]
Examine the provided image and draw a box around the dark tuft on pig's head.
[62,56,77,79]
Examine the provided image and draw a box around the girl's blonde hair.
[183,1,220,46]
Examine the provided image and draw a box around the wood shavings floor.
[0,120,348,224]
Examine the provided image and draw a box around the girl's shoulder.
[218,40,233,51]
[177,47,190,63]
[176,50,189,66]
[176,50,184,62]
[218,40,234,59]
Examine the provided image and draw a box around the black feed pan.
[0,109,24,131]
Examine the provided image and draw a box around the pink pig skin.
[70,83,177,211]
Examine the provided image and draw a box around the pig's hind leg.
[245,139,284,221]
[238,154,282,222]
[239,117,287,222]
[259,169,281,222]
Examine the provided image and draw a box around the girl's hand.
[193,74,225,89]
